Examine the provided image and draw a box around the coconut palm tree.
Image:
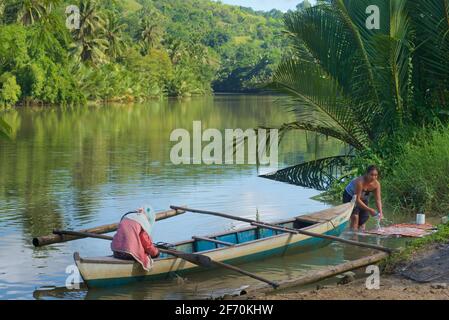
[140,20,163,53]
[4,0,44,25]
[263,0,449,189]
[137,7,165,55]
[2,0,61,25]
[71,0,108,65]
[27,2,68,57]
[104,11,126,60]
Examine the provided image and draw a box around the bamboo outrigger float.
[33,207,186,247]
[74,201,357,288]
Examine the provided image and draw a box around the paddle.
[169,206,394,254]
[53,230,279,288]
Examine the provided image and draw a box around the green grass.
[382,127,449,217]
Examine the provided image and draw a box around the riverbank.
[241,221,449,300]
[256,274,449,300]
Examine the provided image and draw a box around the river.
[0,95,397,299]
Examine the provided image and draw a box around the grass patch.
[382,127,449,217]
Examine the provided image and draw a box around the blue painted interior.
[195,240,215,252]
[216,233,238,244]
[237,229,256,243]
[157,221,315,258]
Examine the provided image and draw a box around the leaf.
[271,58,371,150]
[260,155,354,191]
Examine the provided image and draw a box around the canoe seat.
[293,218,319,229]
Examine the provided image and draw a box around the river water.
[0,95,400,300]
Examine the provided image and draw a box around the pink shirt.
[111,219,159,271]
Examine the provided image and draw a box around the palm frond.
[272,121,365,150]
[271,58,371,149]
[369,0,414,131]
[260,155,354,191]
[333,0,383,109]
[283,4,380,139]
[409,0,449,110]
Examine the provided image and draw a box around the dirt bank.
[246,243,449,300]
[255,275,449,300]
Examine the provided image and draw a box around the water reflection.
[0,95,349,299]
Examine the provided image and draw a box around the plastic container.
[373,211,382,230]
[416,213,426,225]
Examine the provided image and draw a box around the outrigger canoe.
[74,201,355,288]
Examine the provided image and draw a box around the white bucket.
[416,213,426,225]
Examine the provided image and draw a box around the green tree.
[71,0,108,65]
[265,0,449,189]
[0,72,21,107]
[0,0,290,101]
[104,11,126,60]
[0,24,29,72]
[2,0,61,25]
[137,8,165,55]
[27,5,70,61]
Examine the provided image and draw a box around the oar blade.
[181,253,214,268]
[159,248,215,268]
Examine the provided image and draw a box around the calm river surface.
[0,95,398,300]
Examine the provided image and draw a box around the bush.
[0,72,21,107]
[382,127,449,216]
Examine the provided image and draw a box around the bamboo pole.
[250,222,393,253]
[32,208,186,247]
[170,206,393,253]
[192,236,235,247]
[233,251,390,299]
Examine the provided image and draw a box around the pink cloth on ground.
[111,219,159,271]
[366,223,435,238]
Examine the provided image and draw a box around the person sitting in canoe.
[342,165,383,231]
[111,206,160,271]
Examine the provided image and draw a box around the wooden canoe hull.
[75,202,354,288]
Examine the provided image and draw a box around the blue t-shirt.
[345,178,358,196]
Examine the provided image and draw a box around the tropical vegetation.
[382,127,449,215]
[0,0,288,108]
[0,0,292,138]
[265,0,449,216]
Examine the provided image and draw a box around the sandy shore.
[254,275,449,300]
[243,243,449,300]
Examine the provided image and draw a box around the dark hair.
[366,165,380,175]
